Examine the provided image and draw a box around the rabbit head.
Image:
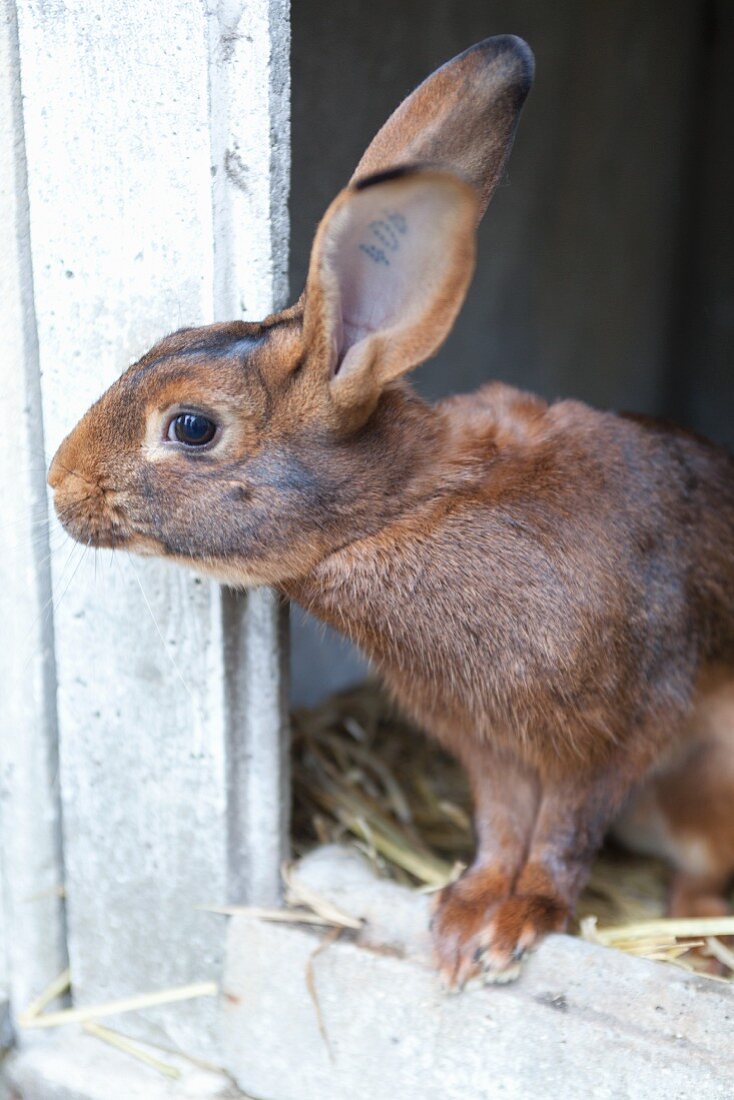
[48,36,533,586]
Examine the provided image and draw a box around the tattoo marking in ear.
[360,243,389,266]
[359,210,408,266]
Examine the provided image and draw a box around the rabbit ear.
[303,167,478,409]
[351,36,534,225]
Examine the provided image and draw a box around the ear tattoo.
[359,210,408,266]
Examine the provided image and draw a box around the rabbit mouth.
[50,476,133,549]
[54,499,132,549]
[54,492,167,557]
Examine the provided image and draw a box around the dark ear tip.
[352,163,471,196]
[353,164,420,191]
[471,34,535,98]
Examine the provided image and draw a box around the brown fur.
[48,36,734,987]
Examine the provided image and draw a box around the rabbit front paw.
[431,881,567,990]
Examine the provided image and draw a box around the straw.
[21,968,71,1023]
[82,1023,181,1079]
[199,904,355,927]
[19,981,218,1030]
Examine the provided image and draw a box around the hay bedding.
[291,682,734,979]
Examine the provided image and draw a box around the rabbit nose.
[47,456,63,489]
[48,440,72,489]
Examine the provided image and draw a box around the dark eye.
[167,413,217,447]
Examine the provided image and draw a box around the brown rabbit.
[48,36,734,988]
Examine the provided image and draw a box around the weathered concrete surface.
[0,853,6,1022]
[209,0,290,321]
[0,0,68,1019]
[12,0,290,1061]
[3,1034,243,1100]
[292,843,433,957]
[223,847,734,1100]
[222,588,290,908]
[15,0,230,1058]
[0,997,11,1058]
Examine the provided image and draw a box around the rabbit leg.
[430,747,540,989]
[432,758,625,988]
[471,774,625,982]
[663,676,734,923]
[613,670,734,921]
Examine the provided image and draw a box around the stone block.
[223,846,734,1100]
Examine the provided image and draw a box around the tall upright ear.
[352,36,534,225]
[303,167,478,411]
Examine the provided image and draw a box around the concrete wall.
[2,0,290,1061]
[289,0,733,704]
[0,0,68,1020]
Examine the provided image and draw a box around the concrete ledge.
[0,997,11,1099]
[0,997,11,1057]
[223,846,734,1100]
[1,1035,244,1100]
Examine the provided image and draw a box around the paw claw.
[482,961,523,985]
[432,886,568,993]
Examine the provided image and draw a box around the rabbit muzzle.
[49,441,135,550]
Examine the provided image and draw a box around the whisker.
[125,556,197,706]
[49,541,83,601]
[19,541,66,575]
[13,533,78,673]
[0,513,54,534]
[1,530,58,554]
[49,542,88,623]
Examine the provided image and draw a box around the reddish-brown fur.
[48,37,734,986]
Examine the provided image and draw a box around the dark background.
[288,0,733,703]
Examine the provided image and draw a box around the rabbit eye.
[168,413,217,447]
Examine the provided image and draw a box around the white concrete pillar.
[0,0,68,1023]
[210,0,291,909]
[0,857,10,1053]
[12,0,290,1058]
